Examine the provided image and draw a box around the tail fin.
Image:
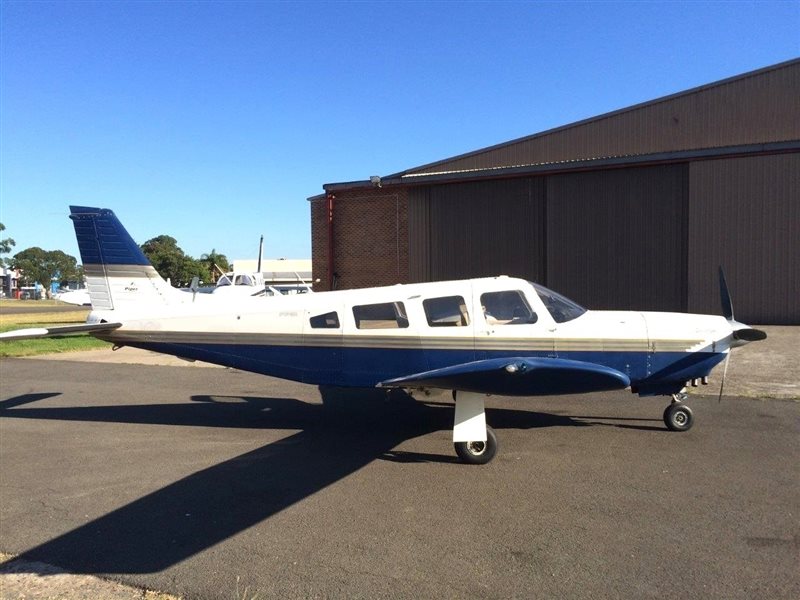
[70,206,182,311]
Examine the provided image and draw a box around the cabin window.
[480,290,537,325]
[309,311,340,329]
[353,302,409,329]
[234,274,254,286]
[423,296,470,327]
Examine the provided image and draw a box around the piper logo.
[124,282,139,293]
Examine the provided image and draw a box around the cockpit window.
[480,291,537,325]
[234,274,254,286]
[217,275,232,287]
[532,283,587,323]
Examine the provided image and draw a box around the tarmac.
[1,325,797,600]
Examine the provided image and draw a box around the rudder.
[70,206,180,310]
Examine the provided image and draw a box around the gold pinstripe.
[105,330,706,352]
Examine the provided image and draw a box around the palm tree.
[200,249,230,283]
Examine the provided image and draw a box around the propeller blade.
[719,266,734,321]
[718,352,731,403]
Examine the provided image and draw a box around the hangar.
[310,59,800,324]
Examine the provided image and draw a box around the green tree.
[48,250,81,285]
[11,247,79,287]
[0,223,15,267]
[140,235,211,287]
[182,256,211,285]
[11,247,48,286]
[200,249,230,283]
[140,235,186,286]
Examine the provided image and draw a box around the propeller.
[717,267,734,403]
[719,266,767,342]
[717,352,730,403]
[719,266,734,321]
[717,267,767,402]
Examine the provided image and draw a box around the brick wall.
[311,186,409,291]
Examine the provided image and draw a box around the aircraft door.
[302,306,344,385]
[472,284,555,360]
[417,289,477,372]
[342,298,426,386]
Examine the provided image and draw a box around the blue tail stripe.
[69,206,150,266]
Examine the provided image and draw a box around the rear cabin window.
[423,296,470,327]
[480,290,537,325]
[309,311,340,329]
[353,302,409,329]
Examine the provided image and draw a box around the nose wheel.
[663,394,694,432]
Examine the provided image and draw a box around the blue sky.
[1,1,798,264]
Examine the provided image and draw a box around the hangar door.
[546,165,689,312]
[408,178,546,283]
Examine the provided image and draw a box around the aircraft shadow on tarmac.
[0,387,657,575]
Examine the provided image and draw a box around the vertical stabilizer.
[69,206,181,311]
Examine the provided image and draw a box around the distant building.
[1,266,19,298]
[310,59,799,324]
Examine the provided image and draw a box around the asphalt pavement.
[1,357,798,599]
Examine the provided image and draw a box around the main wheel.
[663,403,694,432]
[454,426,498,464]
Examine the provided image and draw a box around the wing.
[0,322,122,341]
[378,356,630,396]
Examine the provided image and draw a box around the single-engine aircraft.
[1,206,767,464]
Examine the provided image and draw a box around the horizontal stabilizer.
[378,356,631,396]
[0,322,122,341]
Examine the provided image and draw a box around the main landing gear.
[452,391,498,464]
[663,391,694,432]
[448,388,694,463]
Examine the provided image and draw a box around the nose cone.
[731,324,767,344]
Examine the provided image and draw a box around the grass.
[0,303,111,357]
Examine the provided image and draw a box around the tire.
[663,403,694,432]
[454,426,498,464]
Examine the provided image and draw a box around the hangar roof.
[319,58,799,194]
[392,58,800,177]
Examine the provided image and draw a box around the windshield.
[531,282,587,323]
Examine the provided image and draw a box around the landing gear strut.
[452,391,498,464]
[663,392,694,432]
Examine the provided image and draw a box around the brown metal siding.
[410,60,800,175]
[546,165,689,311]
[408,178,546,283]
[407,187,432,282]
[688,153,800,324]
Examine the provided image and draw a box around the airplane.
[0,206,767,464]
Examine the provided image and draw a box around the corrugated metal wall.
[546,165,688,311]
[688,153,800,324]
[406,153,798,322]
[409,165,689,312]
[408,178,546,283]
[408,60,800,175]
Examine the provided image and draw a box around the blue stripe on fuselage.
[120,341,725,396]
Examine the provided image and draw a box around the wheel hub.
[467,441,486,456]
